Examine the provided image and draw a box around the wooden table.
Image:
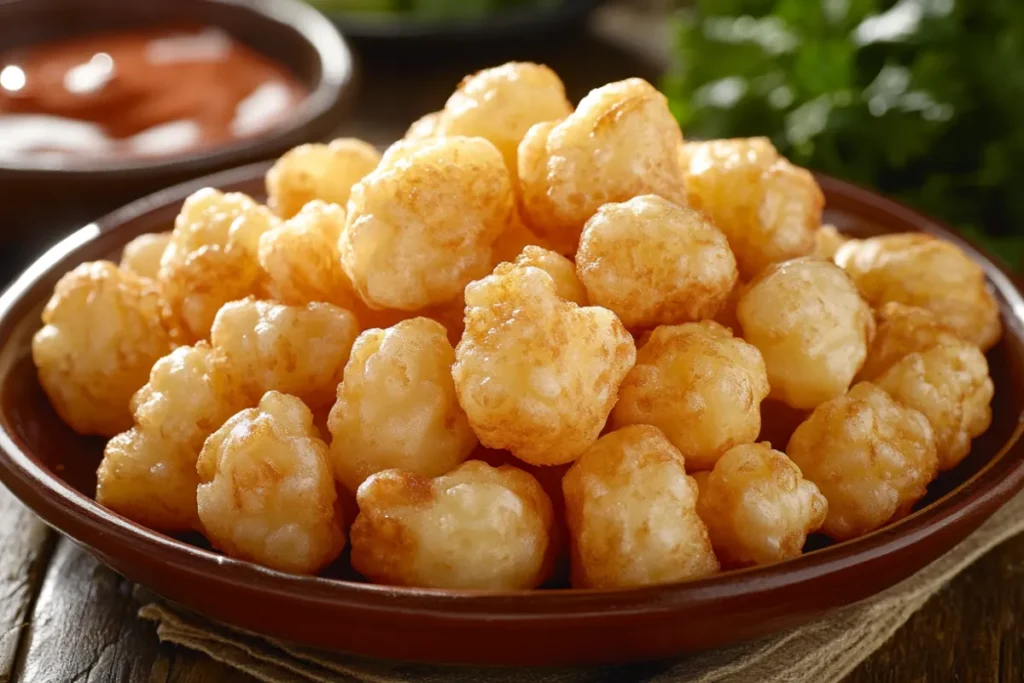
[1,12,1022,683]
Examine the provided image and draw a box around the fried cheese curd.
[812,224,848,261]
[159,188,275,342]
[858,302,963,381]
[514,245,587,305]
[694,443,826,568]
[404,111,440,141]
[452,262,636,466]
[258,199,358,309]
[874,341,994,471]
[341,136,513,311]
[737,258,875,410]
[210,299,360,410]
[197,391,345,574]
[834,233,1001,351]
[576,195,738,329]
[351,461,554,589]
[265,137,382,219]
[787,382,938,541]
[563,425,719,588]
[611,322,769,471]
[96,343,247,531]
[436,62,572,181]
[120,232,171,279]
[517,78,687,256]
[32,261,174,437]
[328,318,477,493]
[681,137,824,279]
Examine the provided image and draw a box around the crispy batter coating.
[682,138,823,279]
[835,233,1002,351]
[159,188,271,342]
[437,62,572,181]
[611,322,768,471]
[258,199,357,309]
[874,342,994,471]
[33,261,174,436]
[197,391,345,574]
[211,299,359,410]
[576,195,738,328]
[787,382,939,541]
[350,461,554,589]
[404,111,440,141]
[341,136,513,310]
[517,78,687,255]
[737,258,875,410]
[328,318,477,492]
[120,232,171,279]
[812,224,847,261]
[95,343,247,531]
[514,245,587,305]
[563,425,719,588]
[265,138,381,219]
[858,303,962,382]
[453,262,636,466]
[694,443,826,567]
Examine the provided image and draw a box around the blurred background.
[4,0,1022,278]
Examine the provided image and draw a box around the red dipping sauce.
[0,25,308,161]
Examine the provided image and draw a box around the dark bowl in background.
[0,0,356,269]
[315,0,598,45]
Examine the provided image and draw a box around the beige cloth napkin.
[139,490,1024,683]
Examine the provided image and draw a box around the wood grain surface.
[1,7,1021,683]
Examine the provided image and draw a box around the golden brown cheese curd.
[265,137,381,219]
[681,137,823,279]
[452,262,635,466]
[96,343,247,531]
[834,233,1001,351]
[576,195,737,329]
[517,78,687,256]
[514,245,587,305]
[490,211,553,265]
[341,136,513,311]
[874,341,994,471]
[258,199,357,309]
[404,111,440,141]
[350,461,554,589]
[328,318,477,493]
[787,382,939,541]
[32,261,173,437]
[210,299,359,410]
[436,62,572,182]
[120,232,171,280]
[737,258,875,410]
[858,302,963,382]
[159,188,274,342]
[694,443,826,568]
[611,321,769,471]
[563,425,719,588]
[197,391,345,574]
[812,224,848,261]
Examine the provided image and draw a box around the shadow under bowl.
[0,0,355,256]
[0,163,1021,666]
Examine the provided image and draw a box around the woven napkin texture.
[138,490,1024,683]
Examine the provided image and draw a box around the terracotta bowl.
[0,163,1022,667]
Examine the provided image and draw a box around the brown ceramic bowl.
[0,0,355,265]
[0,164,1022,667]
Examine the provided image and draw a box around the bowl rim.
[1,162,1023,621]
[0,0,355,177]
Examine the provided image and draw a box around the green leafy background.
[663,0,1024,269]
